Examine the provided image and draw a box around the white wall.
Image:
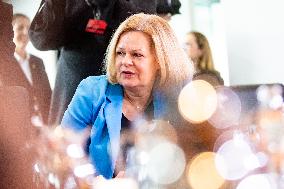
[169,0,193,43]
[221,0,284,85]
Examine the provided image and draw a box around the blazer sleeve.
[61,79,94,130]
[61,76,107,131]
[29,0,66,50]
[29,0,117,50]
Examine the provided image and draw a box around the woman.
[185,31,224,86]
[29,0,158,126]
[61,13,193,179]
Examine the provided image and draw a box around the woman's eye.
[116,51,124,56]
[133,53,143,57]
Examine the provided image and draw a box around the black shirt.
[113,101,154,177]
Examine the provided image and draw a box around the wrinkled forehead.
[117,30,154,49]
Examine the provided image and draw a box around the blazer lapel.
[104,83,123,170]
[29,56,38,87]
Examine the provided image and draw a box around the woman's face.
[115,31,159,89]
[185,33,202,62]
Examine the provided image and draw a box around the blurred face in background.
[185,33,202,64]
[12,16,30,50]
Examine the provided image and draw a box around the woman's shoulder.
[76,75,108,95]
[76,75,123,109]
[80,75,108,86]
[79,75,122,96]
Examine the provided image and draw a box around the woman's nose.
[122,53,133,66]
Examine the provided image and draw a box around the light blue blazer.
[61,75,170,178]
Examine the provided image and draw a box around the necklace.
[124,93,144,111]
[126,96,142,110]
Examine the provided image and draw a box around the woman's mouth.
[121,70,135,78]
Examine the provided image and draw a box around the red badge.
[85,19,108,35]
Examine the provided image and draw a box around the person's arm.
[61,76,107,131]
[28,0,66,50]
[61,79,94,130]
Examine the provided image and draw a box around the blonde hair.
[105,13,193,90]
[188,31,215,71]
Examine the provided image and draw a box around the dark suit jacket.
[0,54,51,124]
[0,86,43,188]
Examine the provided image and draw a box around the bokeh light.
[135,119,178,144]
[215,132,258,180]
[34,126,94,188]
[187,152,225,189]
[213,130,236,152]
[73,163,95,178]
[257,84,283,109]
[178,80,217,123]
[66,144,85,159]
[93,177,139,189]
[134,119,178,152]
[236,174,277,189]
[257,107,284,154]
[34,163,40,173]
[147,141,186,185]
[209,86,242,129]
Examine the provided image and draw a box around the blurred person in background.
[12,13,51,126]
[180,31,224,164]
[185,31,224,86]
[1,4,51,126]
[61,13,193,179]
[0,1,43,188]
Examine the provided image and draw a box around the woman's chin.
[121,83,137,88]
[120,80,139,88]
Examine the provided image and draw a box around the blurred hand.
[115,171,125,178]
